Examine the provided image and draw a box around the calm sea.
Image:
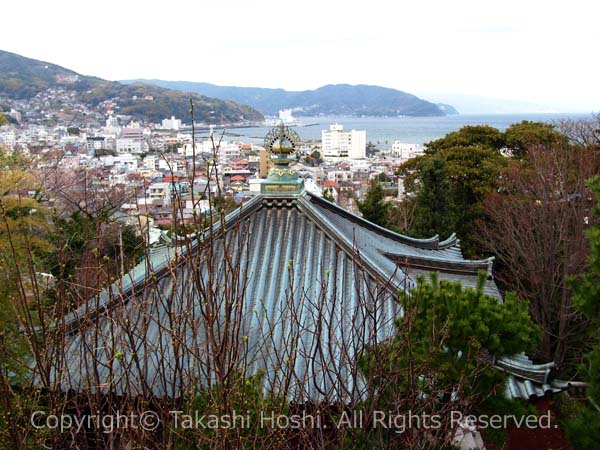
[220,113,591,146]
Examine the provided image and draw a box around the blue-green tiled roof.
[47,191,512,400]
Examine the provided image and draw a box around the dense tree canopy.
[573,176,600,322]
[504,120,566,158]
[396,118,600,375]
[400,144,505,257]
[425,125,505,153]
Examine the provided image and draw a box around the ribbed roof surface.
[308,197,500,298]
[49,192,506,401]
[496,354,565,400]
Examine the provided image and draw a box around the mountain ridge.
[0,49,264,124]
[121,79,458,117]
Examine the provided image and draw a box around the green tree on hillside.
[357,179,390,227]
[572,176,600,332]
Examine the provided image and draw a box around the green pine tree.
[358,273,539,448]
[564,176,600,450]
[357,179,390,227]
[410,158,455,239]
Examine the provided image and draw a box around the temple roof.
[497,354,566,400]
[49,190,508,400]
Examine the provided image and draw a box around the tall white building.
[106,115,119,129]
[321,124,366,159]
[161,116,182,130]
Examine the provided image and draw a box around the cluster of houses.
[1,113,429,236]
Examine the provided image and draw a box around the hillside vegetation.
[122,80,457,117]
[0,49,263,123]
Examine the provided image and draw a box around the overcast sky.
[2,0,599,112]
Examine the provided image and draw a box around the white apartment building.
[116,138,143,154]
[391,142,423,160]
[161,116,182,130]
[179,143,201,158]
[99,154,138,171]
[321,124,366,159]
[113,154,138,172]
[147,182,171,204]
[326,170,353,183]
[179,140,241,166]
[158,157,178,172]
[86,136,106,153]
[143,155,159,171]
[143,154,179,172]
[217,142,242,166]
[59,135,86,147]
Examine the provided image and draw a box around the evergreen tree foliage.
[357,179,390,227]
[563,176,600,450]
[359,273,539,447]
[401,145,505,256]
[504,120,565,158]
[573,176,600,324]
[572,175,600,402]
[563,407,600,450]
[425,125,505,153]
[410,158,455,240]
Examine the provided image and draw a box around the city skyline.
[2,0,599,113]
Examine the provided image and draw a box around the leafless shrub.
[478,140,600,369]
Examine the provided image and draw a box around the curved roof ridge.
[497,354,555,371]
[296,195,409,291]
[438,232,458,249]
[385,253,494,266]
[496,353,555,385]
[305,191,443,249]
[383,252,494,276]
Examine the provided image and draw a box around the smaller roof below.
[496,354,566,400]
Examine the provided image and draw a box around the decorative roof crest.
[261,123,304,195]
